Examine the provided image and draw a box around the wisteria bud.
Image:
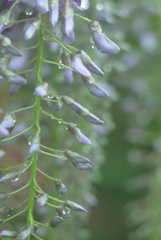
[78,163,92,170]
[28,133,40,155]
[55,103,62,111]
[35,82,48,97]
[77,50,104,75]
[89,21,120,54]
[0,150,5,158]
[64,200,87,212]
[81,75,109,98]
[35,0,49,13]
[24,19,42,41]
[63,2,74,36]
[48,0,59,27]
[70,0,89,10]
[54,179,67,195]
[56,206,70,219]
[0,35,22,57]
[61,96,82,111]
[0,124,9,136]
[49,216,63,228]
[0,206,13,216]
[0,230,18,238]
[0,67,26,85]
[0,10,12,33]
[77,107,104,125]
[2,112,16,129]
[61,52,73,84]
[0,171,21,183]
[37,193,48,206]
[20,225,34,240]
[71,52,91,77]
[64,150,90,163]
[0,192,9,201]
[67,123,91,145]
[9,84,21,96]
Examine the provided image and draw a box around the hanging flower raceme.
[24,19,42,41]
[61,52,73,84]
[48,0,59,27]
[63,1,74,36]
[0,34,22,57]
[70,0,89,10]
[35,0,49,13]
[89,21,120,54]
[34,82,48,97]
[81,75,109,98]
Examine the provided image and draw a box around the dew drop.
[12,177,19,182]
[59,121,62,124]
[92,42,95,49]
[52,117,54,120]
[26,9,34,16]
[28,141,31,146]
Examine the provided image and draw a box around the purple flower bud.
[0,192,9,201]
[0,150,5,158]
[64,200,87,212]
[89,21,120,54]
[35,0,49,13]
[35,82,48,97]
[71,52,91,77]
[81,75,109,98]
[0,10,12,33]
[63,2,74,36]
[61,52,73,84]
[48,0,59,27]
[20,225,34,240]
[28,133,40,154]
[49,216,63,228]
[64,150,90,163]
[8,75,27,85]
[55,103,62,111]
[78,163,92,170]
[78,50,104,75]
[77,107,104,125]
[0,230,18,238]
[37,193,48,206]
[56,206,70,219]
[0,124,9,136]
[24,19,42,41]
[9,84,21,96]
[67,123,91,145]
[0,171,20,183]
[54,179,67,195]
[61,96,82,111]
[2,112,16,129]
[0,34,22,56]
[0,207,13,216]
[70,0,89,10]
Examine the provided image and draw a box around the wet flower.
[0,171,21,183]
[0,192,9,201]
[89,21,120,54]
[0,9,12,33]
[61,96,82,111]
[71,52,91,76]
[0,124,9,136]
[34,82,48,97]
[56,206,70,219]
[2,112,16,129]
[0,207,13,216]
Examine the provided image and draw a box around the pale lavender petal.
[8,75,27,85]
[64,68,73,84]
[64,14,74,36]
[84,61,104,76]
[0,124,9,136]
[78,163,92,170]
[48,2,59,27]
[35,86,47,97]
[70,0,89,10]
[9,84,21,96]
[30,143,39,154]
[77,131,91,145]
[2,117,13,128]
[94,31,120,54]
[5,45,22,57]
[73,58,91,76]
[83,112,104,125]
[35,0,49,13]
[55,103,62,111]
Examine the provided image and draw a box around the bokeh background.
[0,0,160,240]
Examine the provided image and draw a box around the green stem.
[16,68,35,75]
[25,56,37,71]
[1,125,32,143]
[10,182,30,196]
[26,14,45,238]
[74,12,92,22]
[39,150,67,159]
[21,45,37,52]
[10,0,21,10]
[44,59,75,72]
[42,97,63,104]
[12,198,28,211]
[32,233,43,240]
[46,202,60,209]
[40,144,64,153]
[37,168,57,181]
[3,208,27,223]
[9,18,37,25]
[2,161,29,172]
[33,220,49,227]
[16,111,34,125]
[12,105,35,113]
[40,108,68,125]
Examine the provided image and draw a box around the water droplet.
[26,9,34,16]
[12,177,19,182]
[92,42,95,49]
[28,141,31,146]
[52,117,54,119]
[66,127,68,130]
[7,214,10,217]
[59,121,62,124]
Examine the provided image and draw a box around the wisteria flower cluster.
[0,0,120,239]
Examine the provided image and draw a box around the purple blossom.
[0,124,9,136]
[70,0,89,10]
[48,0,59,27]
[8,75,27,85]
[24,19,42,41]
[37,193,48,206]
[63,2,74,36]
[71,53,91,76]
[34,82,48,97]
[78,163,92,170]
[67,123,91,145]
[28,133,40,155]
[9,84,21,96]
[35,0,49,13]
